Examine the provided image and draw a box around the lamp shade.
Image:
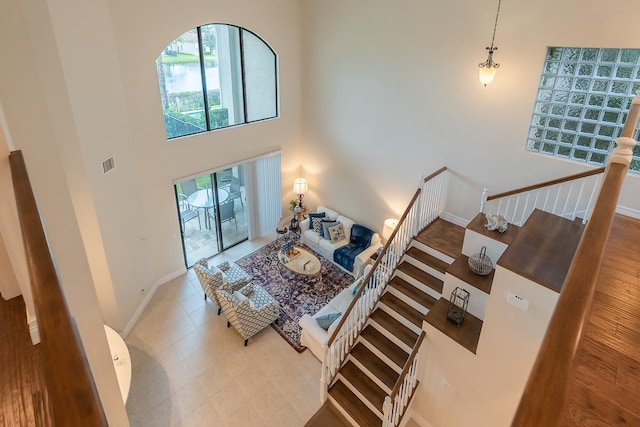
[292,178,308,195]
[382,218,399,240]
[479,66,498,86]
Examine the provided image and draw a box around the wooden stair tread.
[389,277,438,311]
[424,297,483,354]
[370,308,419,348]
[466,212,521,245]
[405,246,449,273]
[340,361,386,411]
[329,380,382,427]
[415,218,465,259]
[305,401,352,427]
[498,209,584,293]
[361,325,409,368]
[380,292,424,328]
[351,343,399,390]
[447,255,494,294]
[397,261,444,294]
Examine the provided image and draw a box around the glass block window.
[527,47,640,173]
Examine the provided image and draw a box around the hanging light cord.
[488,0,502,51]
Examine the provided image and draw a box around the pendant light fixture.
[478,0,502,86]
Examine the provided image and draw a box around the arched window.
[157,24,278,139]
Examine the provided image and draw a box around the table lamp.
[293,178,309,207]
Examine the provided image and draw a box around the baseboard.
[439,211,470,227]
[120,267,186,338]
[616,205,640,219]
[28,315,40,345]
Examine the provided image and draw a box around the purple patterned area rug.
[235,232,354,352]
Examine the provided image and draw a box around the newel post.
[609,91,640,165]
[382,396,392,427]
[320,344,328,403]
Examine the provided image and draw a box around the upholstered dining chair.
[216,283,280,346]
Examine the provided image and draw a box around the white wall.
[301,0,640,234]
[416,267,559,426]
[105,0,303,322]
[0,0,129,424]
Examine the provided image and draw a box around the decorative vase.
[293,205,301,214]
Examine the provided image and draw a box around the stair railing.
[320,167,449,402]
[512,92,639,425]
[9,150,107,426]
[480,166,606,226]
[382,331,426,427]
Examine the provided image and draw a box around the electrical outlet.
[507,291,529,311]
[141,289,145,295]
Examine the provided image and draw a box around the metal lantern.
[447,287,470,327]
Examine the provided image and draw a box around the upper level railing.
[512,92,640,426]
[9,150,107,426]
[481,167,606,226]
[320,167,449,421]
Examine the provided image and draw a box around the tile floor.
[125,232,322,427]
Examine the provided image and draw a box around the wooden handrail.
[513,93,639,426]
[423,166,448,183]
[326,186,422,347]
[389,331,426,400]
[9,150,107,426]
[486,167,605,201]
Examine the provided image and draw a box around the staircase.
[320,219,465,426]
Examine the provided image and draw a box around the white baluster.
[382,396,392,427]
[573,180,586,221]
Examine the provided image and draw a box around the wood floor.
[0,296,52,427]
[563,214,640,426]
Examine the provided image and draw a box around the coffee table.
[278,246,322,284]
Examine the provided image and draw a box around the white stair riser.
[442,274,490,320]
[401,256,445,281]
[410,240,455,264]
[377,302,422,335]
[327,395,360,427]
[386,286,429,314]
[462,229,509,265]
[347,354,393,395]
[357,336,403,373]
[337,373,385,419]
[395,271,442,301]
[367,317,413,354]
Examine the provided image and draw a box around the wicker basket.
[468,246,493,276]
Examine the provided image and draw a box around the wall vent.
[102,157,115,174]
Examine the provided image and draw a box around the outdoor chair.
[208,200,238,229]
[178,194,200,232]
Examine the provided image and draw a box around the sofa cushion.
[308,212,326,233]
[321,220,339,239]
[316,312,341,330]
[350,224,375,248]
[328,223,346,243]
[303,229,322,245]
[336,215,355,240]
[318,206,339,221]
[319,237,348,254]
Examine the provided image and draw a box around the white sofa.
[299,278,362,362]
[299,206,382,278]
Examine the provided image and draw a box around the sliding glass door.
[175,165,248,266]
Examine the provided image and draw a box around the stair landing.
[414,218,465,259]
[498,209,584,293]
